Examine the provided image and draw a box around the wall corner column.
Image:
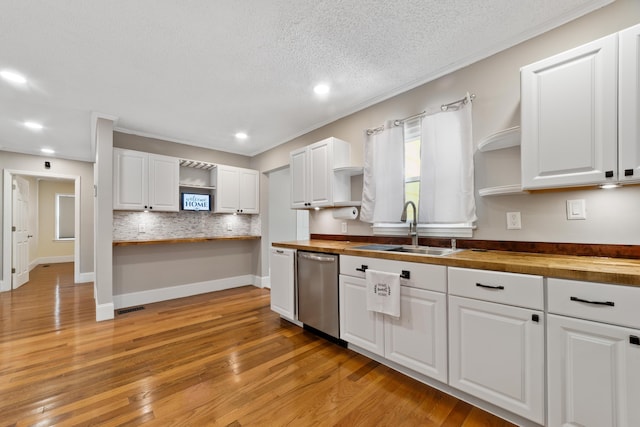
[93,115,116,321]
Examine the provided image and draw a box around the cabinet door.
[148,153,179,212]
[521,34,618,189]
[384,287,447,382]
[215,166,240,213]
[548,314,640,427]
[619,23,640,184]
[290,148,308,208]
[448,295,544,424]
[308,140,333,207]
[339,275,384,356]
[270,248,295,321]
[113,148,148,210]
[238,168,259,214]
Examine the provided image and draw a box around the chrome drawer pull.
[570,296,615,307]
[475,282,504,290]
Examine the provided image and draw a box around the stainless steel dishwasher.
[296,251,340,339]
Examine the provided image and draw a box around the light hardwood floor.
[0,263,515,426]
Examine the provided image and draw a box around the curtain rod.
[365,93,475,135]
[393,93,475,126]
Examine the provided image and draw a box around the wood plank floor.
[0,263,516,426]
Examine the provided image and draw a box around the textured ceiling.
[0,0,612,161]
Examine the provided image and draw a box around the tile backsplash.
[113,211,261,241]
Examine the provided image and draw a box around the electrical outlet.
[341,222,347,233]
[138,223,146,233]
[226,223,232,231]
[506,212,521,230]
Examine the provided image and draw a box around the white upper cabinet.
[521,33,618,189]
[212,165,259,214]
[290,137,354,209]
[618,23,640,184]
[113,148,179,211]
[522,23,640,190]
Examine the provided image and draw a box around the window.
[403,118,422,222]
[56,194,75,240]
[372,110,476,238]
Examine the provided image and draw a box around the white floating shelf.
[333,166,364,176]
[333,201,362,207]
[478,184,525,197]
[478,126,521,152]
[179,184,216,190]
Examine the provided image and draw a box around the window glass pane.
[404,181,419,222]
[405,138,421,180]
[56,194,75,239]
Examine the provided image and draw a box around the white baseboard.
[259,275,270,289]
[0,280,7,292]
[35,255,74,265]
[96,302,115,321]
[76,271,95,283]
[113,275,261,309]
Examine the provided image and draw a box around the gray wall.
[251,0,640,270]
[114,131,252,168]
[113,240,260,295]
[111,131,264,295]
[0,151,94,278]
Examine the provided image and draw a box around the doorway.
[2,169,81,292]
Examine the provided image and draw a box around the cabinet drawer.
[340,255,446,293]
[548,278,640,329]
[448,267,543,310]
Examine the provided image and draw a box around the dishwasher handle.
[298,252,337,263]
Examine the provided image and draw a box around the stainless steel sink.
[390,246,459,256]
[353,244,459,256]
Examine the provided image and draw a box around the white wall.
[251,0,640,248]
[37,179,75,260]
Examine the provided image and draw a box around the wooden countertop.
[273,240,640,287]
[113,235,261,246]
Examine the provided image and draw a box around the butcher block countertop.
[273,240,640,287]
[113,235,260,246]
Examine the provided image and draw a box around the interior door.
[12,176,30,289]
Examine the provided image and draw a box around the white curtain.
[419,100,476,223]
[360,126,405,223]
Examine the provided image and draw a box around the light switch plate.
[566,199,586,220]
[138,223,146,233]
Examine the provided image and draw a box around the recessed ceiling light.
[41,148,55,154]
[313,84,330,95]
[24,121,43,130]
[235,132,248,140]
[0,70,27,84]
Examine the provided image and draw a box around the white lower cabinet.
[384,286,447,383]
[339,275,385,355]
[339,255,447,382]
[547,278,640,427]
[269,247,296,321]
[448,268,545,424]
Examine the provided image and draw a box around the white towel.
[365,269,400,317]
